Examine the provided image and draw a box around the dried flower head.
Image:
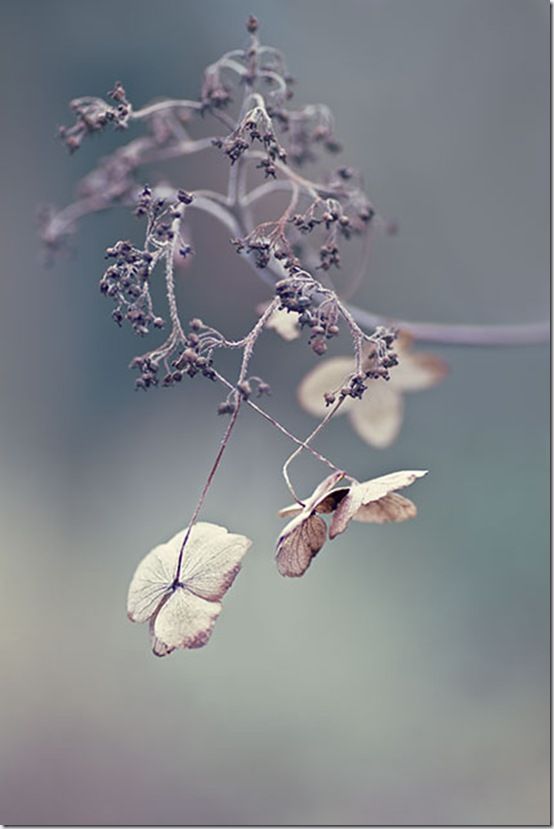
[127,522,252,656]
[277,469,428,576]
[298,335,447,448]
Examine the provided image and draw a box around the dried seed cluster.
[50,15,399,407]
[101,241,160,334]
[213,105,287,176]
[130,318,221,391]
[59,82,130,153]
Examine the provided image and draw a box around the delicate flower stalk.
[173,397,242,588]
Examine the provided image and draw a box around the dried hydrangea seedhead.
[127,522,252,656]
[276,470,346,577]
[298,335,447,448]
[48,16,542,658]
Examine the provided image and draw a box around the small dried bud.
[217,401,236,416]
[311,337,327,356]
[246,15,258,34]
[177,190,194,205]
[237,380,252,400]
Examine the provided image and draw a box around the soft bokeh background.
[0,0,549,825]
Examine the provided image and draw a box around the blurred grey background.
[0,0,549,825]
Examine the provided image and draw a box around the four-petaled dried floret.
[127,522,252,656]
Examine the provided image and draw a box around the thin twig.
[174,400,241,585]
[213,370,342,474]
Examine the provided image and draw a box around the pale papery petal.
[330,470,427,538]
[277,503,304,518]
[262,304,301,341]
[388,350,448,392]
[275,472,345,577]
[298,357,356,418]
[348,382,404,448]
[276,514,327,577]
[127,538,179,623]
[352,492,417,524]
[153,588,222,650]
[149,615,175,657]
[179,522,252,601]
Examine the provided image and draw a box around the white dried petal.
[127,539,177,624]
[389,350,447,392]
[262,304,301,341]
[179,523,251,601]
[348,383,403,449]
[298,357,356,418]
[153,588,222,650]
[277,503,303,519]
[330,470,427,538]
[149,616,175,657]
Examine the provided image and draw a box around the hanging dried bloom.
[277,469,427,576]
[127,522,252,656]
[298,334,447,448]
[257,301,301,341]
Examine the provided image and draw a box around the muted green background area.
[0,0,549,825]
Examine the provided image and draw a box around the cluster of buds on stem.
[101,240,160,334]
[213,104,287,175]
[274,274,342,355]
[231,221,298,270]
[288,194,375,271]
[59,82,131,153]
[130,319,220,391]
[363,327,400,380]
